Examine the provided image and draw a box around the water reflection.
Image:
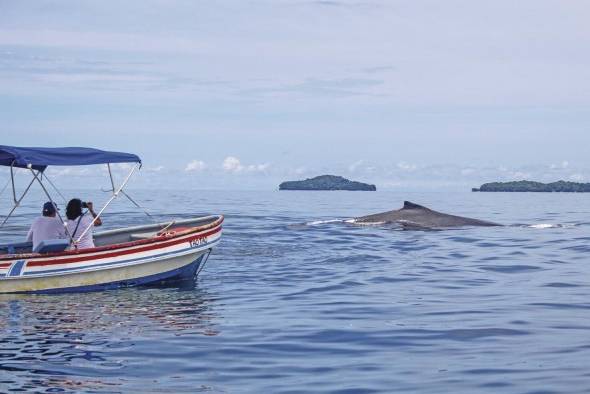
[0,284,220,392]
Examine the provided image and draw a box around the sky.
[1,0,589,190]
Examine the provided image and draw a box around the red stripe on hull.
[0,216,223,263]
[27,226,221,267]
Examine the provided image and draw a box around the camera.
[81,201,88,208]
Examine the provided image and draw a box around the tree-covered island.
[472,180,590,192]
[279,175,376,191]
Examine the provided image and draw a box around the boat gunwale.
[0,215,223,262]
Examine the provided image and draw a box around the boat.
[0,145,223,293]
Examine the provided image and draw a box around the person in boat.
[65,198,102,249]
[26,201,66,251]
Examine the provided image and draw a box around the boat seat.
[34,239,70,254]
[129,231,158,241]
[0,241,33,255]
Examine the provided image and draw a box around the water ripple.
[1,190,590,393]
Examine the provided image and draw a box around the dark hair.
[66,198,83,221]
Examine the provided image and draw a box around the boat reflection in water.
[0,283,220,392]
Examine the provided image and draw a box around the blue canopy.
[0,146,141,171]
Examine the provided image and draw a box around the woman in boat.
[65,198,102,249]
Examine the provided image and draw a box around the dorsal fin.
[402,201,427,210]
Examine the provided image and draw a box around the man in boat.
[26,202,66,251]
[65,199,103,249]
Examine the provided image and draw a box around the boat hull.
[0,249,209,294]
[0,216,222,294]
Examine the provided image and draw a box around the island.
[472,180,590,192]
[279,175,376,191]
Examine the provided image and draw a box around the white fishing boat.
[0,145,222,293]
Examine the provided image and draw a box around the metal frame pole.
[107,163,154,222]
[0,177,10,199]
[43,172,67,203]
[74,163,139,244]
[0,165,37,228]
[107,163,116,192]
[10,163,17,203]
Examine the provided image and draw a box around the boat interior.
[0,216,220,257]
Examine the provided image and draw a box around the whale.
[354,201,501,229]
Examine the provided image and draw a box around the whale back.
[355,200,500,228]
[401,201,430,210]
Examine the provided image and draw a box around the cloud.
[569,173,584,182]
[460,168,476,176]
[2,1,590,189]
[509,171,532,180]
[348,159,365,172]
[246,163,270,172]
[112,163,134,171]
[222,156,243,172]
[550,161,569,170]
[222,156,269,173]
[397,161,417,171]
[185,160,207,172]
[45,167,90,177]
[293,167,307,175]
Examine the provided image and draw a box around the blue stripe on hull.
[22,254,207,294]
[7,260,26,277]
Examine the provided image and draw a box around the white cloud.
[142,165,165,172]
[185,160,207,172]
[348,159,365,172]
[509,171,531,180]
[397,161,417,171]
[46,167,90,177]
[222,156,243,172]
[569,173,584,181]
[550,161,569,169]
[117,163,134,170]
[293,167,307,175]
[461,168,476,176]
[222,156,269,174]
[246,163,270,172]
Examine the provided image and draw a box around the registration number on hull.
[189,237,207,248]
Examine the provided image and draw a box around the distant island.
[279,175,376,191]
[472,180,590,192]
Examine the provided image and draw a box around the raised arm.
[86,202,102,226]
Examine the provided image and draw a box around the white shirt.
[26,216,66,251]
[66,213,96,249]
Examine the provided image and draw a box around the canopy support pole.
[120,190,156,221]
[0,177,10,199]
[28,167,74,244]
[10,163,17,203]
[74,163,139,245]
[43,172,67,203]
[107,164,155,223]
[107,164,116,192]
[0,166,37,228]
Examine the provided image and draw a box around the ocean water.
[1,190,590,393]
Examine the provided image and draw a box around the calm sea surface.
[1,190,590,393]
